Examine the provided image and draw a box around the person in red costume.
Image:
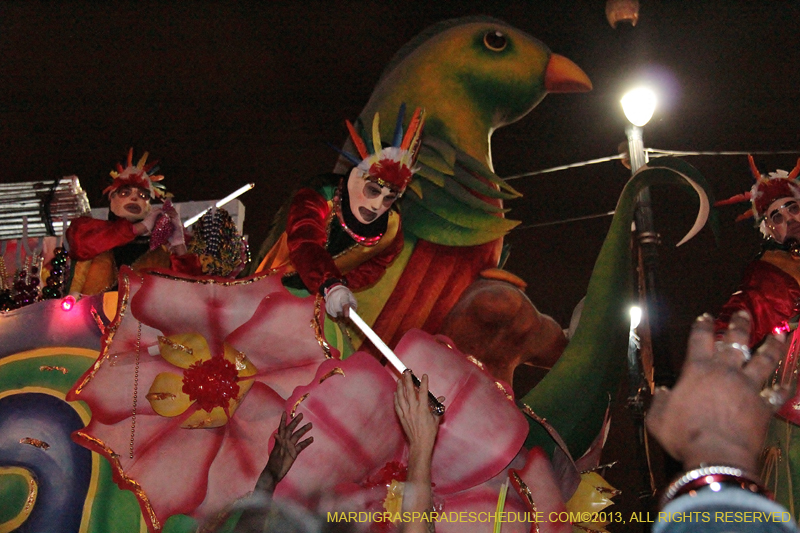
[715,156,800,346]
[256,106,425,318]
[67,148,200,296]
[714,156,800,514]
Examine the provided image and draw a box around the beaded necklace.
[332,189,383,247]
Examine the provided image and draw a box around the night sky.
[2,1,800,526]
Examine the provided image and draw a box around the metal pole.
[627,125,671,389]
[626,124,661,500]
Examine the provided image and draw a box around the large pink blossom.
[67,268,332,532]
[275,328,572,533]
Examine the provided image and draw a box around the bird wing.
[401,135,522,247]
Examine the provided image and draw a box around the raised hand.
[255,411,313,495]
[646,311,789,476]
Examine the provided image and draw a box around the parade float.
[0,16,712,533]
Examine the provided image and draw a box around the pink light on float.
[61,295,76,312]
[773,321,791,335]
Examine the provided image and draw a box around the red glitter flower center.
[182,357,240,412]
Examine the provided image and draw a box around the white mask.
[109,185,151,223]
[346,168,398,225]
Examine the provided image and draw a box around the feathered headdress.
[715,155,800,235]
[103,148,166,199]
[336,104,425,196]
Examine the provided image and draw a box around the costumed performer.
[255,106,425,319]
[66,148,201,296]
[714,156,800,514]
[715,156,800,345]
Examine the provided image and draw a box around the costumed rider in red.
[715,155,800,514]
[255,106,425,318]
[715,156,800,346]
[66,148,202,297]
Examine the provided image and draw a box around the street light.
[621,87,656,172]
[621,88,656,128]
[622,85,668,397]
[621,90,661,499]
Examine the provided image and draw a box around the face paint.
[765,196,800,244]
[346,167,398,225]
[110,185,151,222]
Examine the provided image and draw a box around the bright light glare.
[61,295,76,312]
[621,88,657,127]
[629,306,642,330]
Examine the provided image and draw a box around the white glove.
[140,207,162,234]
[325,284,357,318]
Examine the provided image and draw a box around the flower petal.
[158,333,210,368]
[73,410,224,528]
[225,291,333,398]
[147,372,192,417]
[131,271,287,353]
[191,383,285,520]
[393,329,529,493]
[275,352,404,508]
[509,446,572,533]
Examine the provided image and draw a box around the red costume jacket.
[715,250,800,348]
[67,216,201,295]
[716,250,800,425]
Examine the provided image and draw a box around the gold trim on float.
[148,269,278,286]
[0,466,38,533]
[510,471,539,533]
[90,306,106,334]
[38,365,69,374]
[71,272,135,395]
[494,381,513,402]
[291,393,310,417]
[73,431,161,532]
[435,338,454,350]
[466,355,485,370]
[0,385,99,533]
[157,335,194,355]
[0,347,98,368]
[319,367,345,383]
[19,437,49,450]
[312,296,333,358]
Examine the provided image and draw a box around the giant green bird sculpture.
[253,16,592,349]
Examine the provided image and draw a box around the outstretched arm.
[256,411,313,495]
[232,412,312,532]
[395,372,440,533]
[647,311,788,475]
[647,311,796,533]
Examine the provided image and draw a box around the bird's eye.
[483,30,507,52]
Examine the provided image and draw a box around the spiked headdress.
[715,155,800,235]
[103,148,166,199]
[337,104,425,196]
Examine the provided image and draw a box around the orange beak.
[544,53,593,93]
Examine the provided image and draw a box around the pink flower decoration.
[276,329,572,533]
[67,268,332,532]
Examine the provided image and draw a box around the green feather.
[418,140,456,177]
[402,196,518,246]
[455,149,522,197]
[452,163,520,200]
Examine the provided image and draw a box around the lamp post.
[621,87,660,393]
[622,88,659,498]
